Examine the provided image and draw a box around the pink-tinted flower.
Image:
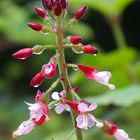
[27,22,42,31]
[30,72,44,87]
[41,62,56,79]
[78,64,115,90]
[82,45,98,55]
[12,119,35,138]
[74,6,87,20]
[51,92,71,114]
[34,6,46,18]
[13,90,49,138]
[76,102,103,130]
[26,90,49,126]
[114,129,132,140]
[12,48,33,60]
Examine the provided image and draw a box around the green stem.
[55,19,83,140]
[109,18,127,49]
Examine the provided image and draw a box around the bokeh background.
[0,0,140,140]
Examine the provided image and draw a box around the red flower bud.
[30,72,44,87]
[69,36,82,45]
[82,45,98,54]
[78,64,98,80]
[42,0,53,10]
[12,48,33,60]
[75,6,87,20]
[41,63,56,78]
[27,22,42,31]
[54,1,62,16]
[101,121,117,136]
[60,0,68,9]
[34,6,46,18]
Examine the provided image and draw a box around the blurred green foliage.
[0,0,140,140]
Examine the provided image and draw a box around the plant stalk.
[55,19,83,140]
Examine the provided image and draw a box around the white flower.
[12,119,35,138]
[94,71,115,90]
[51,92,71,114]
[76,102,103,130]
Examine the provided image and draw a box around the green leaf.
[69,0,134,16]
[86,85,140,107]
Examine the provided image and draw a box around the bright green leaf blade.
[87,85,140,107]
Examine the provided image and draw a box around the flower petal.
[87,114,96,128]
[76,114,88,130]
[114,129,131,140]
[55,103,66,114]
[94,71,115,90]
[64,104,71,112]
[51,92,60,100]
[12,119,35,138]
[78,103,88,112]
[88,102,97,111]
[35,90,42,102]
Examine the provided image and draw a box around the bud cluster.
[12,0,133,140]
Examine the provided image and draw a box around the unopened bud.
[12,48,33,60]
[75,6,87,20]
[60,0,68,9]
[42,0,53,10]
[82,45,98,54]
[34,6,46,18]
[28,22,42,31]
[54,1,62,16]
[30,72,44,87]
[69,36,82,45]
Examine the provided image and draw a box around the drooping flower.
[12,119,35,138]
[78,64,115,90]
[13,90,49,138]
[12,48,33,60]
[101,121,132,140]
[51,91,71,114]
[66,100,103,130]
[76,102,103,130]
